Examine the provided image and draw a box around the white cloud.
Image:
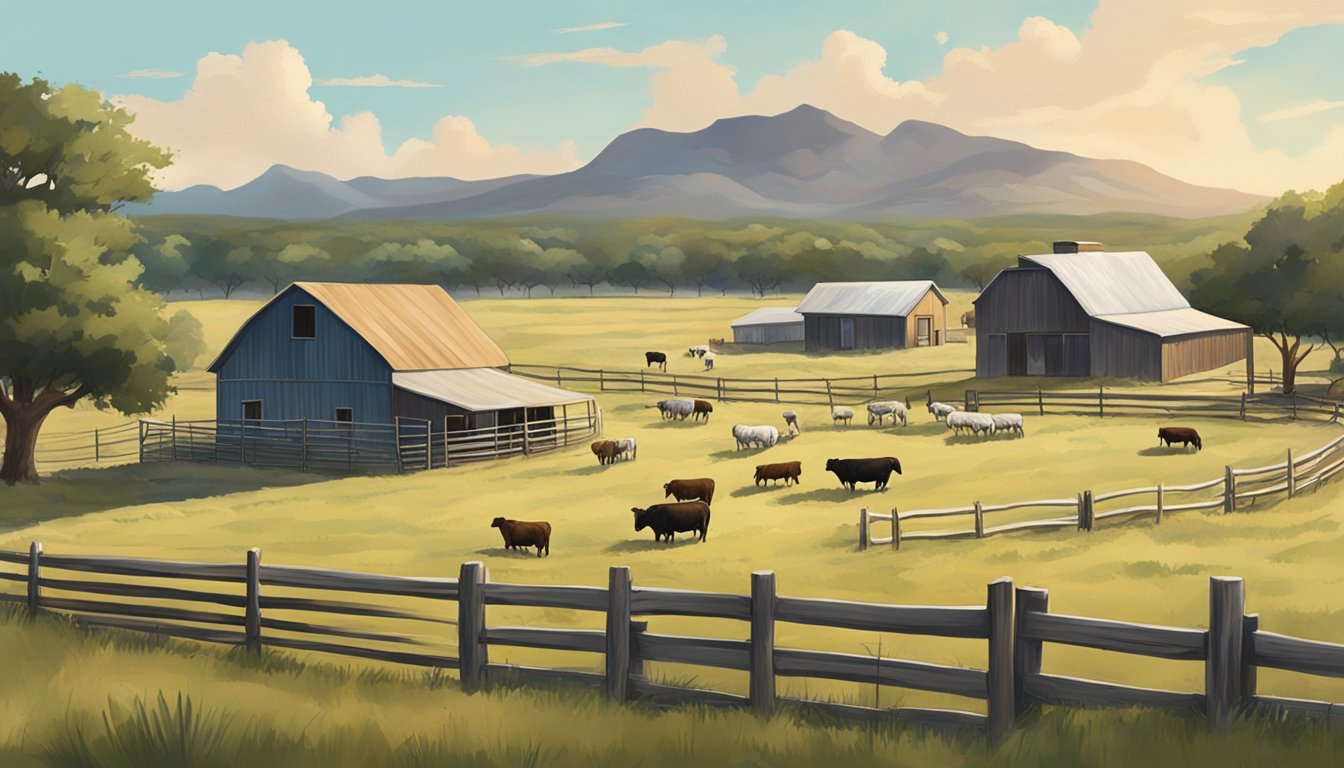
[116,68,183,79]
[935,31,949,45]
[318,74,443,88]
[553,21,625,34]
[1259,99,1344,122]
[114,41,580,190]
[528,0,1344,194]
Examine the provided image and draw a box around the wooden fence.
[2,547,1342,735]
[0,421,141,470]
[507,363,975,408]
[861,391,1344,550]
[964,387,1342,422]
[139,407,600,475]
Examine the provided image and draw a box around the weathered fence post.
[825,379,833,408]
[750,571,776,716]
[1224,466,1236,513]
[1291,393,1298,420]
[606,566,632,702]
[1286,449,1295,498]
[300,419,308,472]
[774,378,780,403]
[1098,386,1104,418]
[872,374,878,399]
[640,370,646,393]
[858,507,870,551]
[986,577,1015,741]
[672,375,679,396]
[1013,586,1047,718]
[171,415,178,462]
[94,429,100,462]
[974,501,985,538]
[245,547,261,654]
[1332,403,1340,424]
[458,561,489,693]
[1240,613,1259,701]
[138,421,145,463]
[556,369,562,388]
[891,507,901,551]
[1155,482,1165,525]
[1081,491,1095,531]
[1038,386,1044,416]
[394,418,404,473]
[599,369,605,392]
[26,542,42,615]
[1240,392,1247,420]
[1207,576,1246,732]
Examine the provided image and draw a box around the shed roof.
[731,306,804,327]
[1017,252,1190,316]
[1093,308,1248,338]
[795,281,947,317]
[208,282,509,373]
[393,368,593,411]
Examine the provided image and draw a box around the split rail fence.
[0,421,141,470]
[3,547,1342,736]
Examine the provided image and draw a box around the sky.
[4,0,1344,195]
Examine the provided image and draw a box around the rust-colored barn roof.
[208,282,509,372]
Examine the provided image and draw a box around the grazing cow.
[692,399,714,422]
[655,398,695,421]
[613,437,637,461]
[688,345,710,358]
[867,401,908,427]
[831,406,854,426]
[632,502,711,542]
[782,411,800,435]
[702,352,716,371]
[732,424,779,450]
[825,457,903,491]
[664,478,715,506]
[590,439,619,465]
[1158,427,1202,451]
[755,461,802,486]
[645,351,668,371]
[491,517,551,557]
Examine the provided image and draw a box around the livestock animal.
[825,457,902,492]
[613,437,638,461]
[645,351,668,371]
[990,413,1025,437]
[946,411,996,437]
[732,424,780,450]
[590,439,619,465]
[703,352,716,371]
[692,399,714,422]
[632,502,711,542]
[755,461,802,486]
[1158,427,1202,451]
[708,338,725,345]
[655,398,695,421]
[491,517,551,557]
[927,401,958,422]
[688,345,710,358]
[782,411,800,435]
[831,406,854,426]
[664,478,715,506]
[866,400,908,427]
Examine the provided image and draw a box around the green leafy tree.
[0,73,200,483]
[607,260,651,294]
[959,253,1017,290]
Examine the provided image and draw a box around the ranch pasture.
[2,296,1344,762]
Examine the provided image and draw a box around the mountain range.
[129,105,1266,221]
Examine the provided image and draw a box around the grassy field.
[2,295,1344,765]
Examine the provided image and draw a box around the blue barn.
[207,282,596,444]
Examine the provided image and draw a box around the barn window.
[334,407,354,423]
[292,305,316,339]
[241,400,262,421]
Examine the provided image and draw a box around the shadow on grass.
[603,537,709,553]
[568,464,611,476]
[772,487,889,505]
[0,463,324,533]
[708,447,772,460]
[643,419,709,430]
[895,422,948,437]
[943,434,998,446]
[1138,446,1201,457]
[728,483,797,498]
[473,546,547,558]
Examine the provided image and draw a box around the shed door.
[839,318,855,350]
[1007,334,1027,376]
[916,316,932,347]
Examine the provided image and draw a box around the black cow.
[632,501,711,542]
[645,351,668,371]
[825,457,902,491]
[1158,427,1202,451]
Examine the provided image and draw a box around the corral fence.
[508,363,976,408]
[2,546,1342,736]
[861,390,1342,550]
[139,408,600,475]
[0,421,141,470]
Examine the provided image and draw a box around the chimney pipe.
[1053,241,1104,254]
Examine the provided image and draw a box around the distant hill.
[132,105,1266,221]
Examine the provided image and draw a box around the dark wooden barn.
[796,281,949,353]
[974,242,1252,382]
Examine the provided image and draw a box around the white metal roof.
[1093,308,1248,338]
[1018,252,1190,316]
[795,281,947,317]
[731,306,804,327]
[393,368,594,411]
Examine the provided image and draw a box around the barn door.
[1007,334,1027,376]
[839,318,855,350]
[916,316,932,347]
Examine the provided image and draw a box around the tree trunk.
[1,406,53,484]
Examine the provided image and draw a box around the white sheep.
[831,406,854,426]
[782,411,800,436]
[732,424,780,450]
[947,411,996,437]
[866,400,908,427]
[927,401,958,422]
[990,413,1025,437]
[613,437,638,460]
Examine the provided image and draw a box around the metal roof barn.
[796,281,948,317]
[796,281,949,352]
[731,306,804,344]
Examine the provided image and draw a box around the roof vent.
[1053,240,1104,254]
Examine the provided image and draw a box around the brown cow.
[663,478,715,506]
[754,461,802,486]
[692,399,714,422]
[491,517,551,557]
[1158,427,1202,451]
[591,439,619,465]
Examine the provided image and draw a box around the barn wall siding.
[904,289,949,347]
[804,315,905,352]
[978,333,1007,377]
[1090,321,1162,381]
[216,380,392,424]
[1161,329,1250,382]
[975,270,1090,336]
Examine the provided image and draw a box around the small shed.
[974,242,1251,381]
[796,281,949,352]
[731,306,804,344]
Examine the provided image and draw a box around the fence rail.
[3,546,1343,737]
[861,390,1344,550]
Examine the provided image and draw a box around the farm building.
[796,281,949,352]
[974,242,1252,381]
[731,306,804,344]
[207,282,597,439]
